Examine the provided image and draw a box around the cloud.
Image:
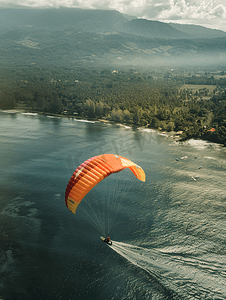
[141,0,226,31]
[210,4,225,17]
[156,0,226,21]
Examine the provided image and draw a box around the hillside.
[0,8,126,33]
[1,7,226,39]
[170,23,226,39]
[0,7,226,68]
[116,19,186,39]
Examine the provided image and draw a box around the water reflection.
[1,111,226,300]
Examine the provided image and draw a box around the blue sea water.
[0,110,226,300]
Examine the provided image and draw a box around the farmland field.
[179,84,216,92]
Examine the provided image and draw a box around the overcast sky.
[1,0,226,32]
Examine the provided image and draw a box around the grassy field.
[179,84,216,92]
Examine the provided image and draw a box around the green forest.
[1,66,226,146]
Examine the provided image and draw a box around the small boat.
[191,176,196,181]
[100,236,112,245]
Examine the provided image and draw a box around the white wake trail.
[109,241,226,299]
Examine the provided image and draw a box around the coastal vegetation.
[1,8,226,146]
[1,66,226,146]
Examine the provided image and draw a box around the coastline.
[1,108,224,147]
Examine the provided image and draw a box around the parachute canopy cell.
[65,154,145,214]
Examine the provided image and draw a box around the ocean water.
[0,110,226,300]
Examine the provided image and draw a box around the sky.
[1,0,226,32]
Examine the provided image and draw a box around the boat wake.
[110,241,226,299]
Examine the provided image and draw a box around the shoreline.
[1,107,181,137]
[1,108,224,147]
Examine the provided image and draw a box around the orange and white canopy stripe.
[65,154,145,214]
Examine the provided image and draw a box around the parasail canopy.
[65,154,145,214]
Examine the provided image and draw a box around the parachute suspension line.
[80,179,113,237]
[87,195,107,236]
[80,205,105,234]
[106,170,137,234]
[97,177,111,236]
[95,194,107,236]
[106,174,116,235]
[106,175,114,235]
[112,172,137,231]
[106,173,120,234]
[80,196,106,236]
[108,174,123,233]
[97,181,110,236]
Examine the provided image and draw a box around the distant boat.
[181,155,188,160]
[191,176,197,181]
[175,158,179,161]
[198,166,202,169]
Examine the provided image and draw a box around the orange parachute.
[65,154,145,214]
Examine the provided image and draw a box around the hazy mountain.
[0,8,126,32]
[1,7,226,38]
[170,23,226,39]
[121,13,137,21]
[0,7,226,68]
[116,19,187,39]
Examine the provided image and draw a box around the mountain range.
[1,7,226,68]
